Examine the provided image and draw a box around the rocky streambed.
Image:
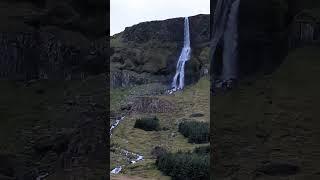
[110,116,144,174]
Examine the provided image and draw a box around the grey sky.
[110,0,210,35]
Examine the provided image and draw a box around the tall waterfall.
[211,0,240,90]
[221,0,240,80]
[171,17,191,90]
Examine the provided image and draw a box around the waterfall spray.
[171,17,191,91]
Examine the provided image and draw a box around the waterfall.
[171,17,191,91]
[221,0,240,80]
[210,0,240,90]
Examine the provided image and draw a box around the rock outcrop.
[210,0,290,78]
[0,0,108,81]
[211,0,320,78]
[0,1,108,179]
[0,32,107,80]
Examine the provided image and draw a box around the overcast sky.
[110,0,210,35]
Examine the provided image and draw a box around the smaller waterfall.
[111,166,122,174]
[110,116,125,136]
[110,148,144,174]
[171,17,191,91]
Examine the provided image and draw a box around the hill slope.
[212,46,320,179]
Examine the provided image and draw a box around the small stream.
[110,116,144,174]
[110,116,125,136]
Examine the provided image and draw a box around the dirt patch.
[131,97,175,114]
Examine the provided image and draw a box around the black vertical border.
[106,0,111,179]
[210,1,215,180]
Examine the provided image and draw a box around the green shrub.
[156,151,209,180]
[134,116,160,131]
[178,121,209,143]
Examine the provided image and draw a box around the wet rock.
[190,113,205,117]
[151,146,167,159]
[120,102,133,111]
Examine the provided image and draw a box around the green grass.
[110,31,210,178]
[110,77,210,179]
[212,46,320,178]
[110,87,131,112]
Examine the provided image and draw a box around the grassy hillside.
[0,75,108,179]
[212,46,320,179]
[110,77,210,179]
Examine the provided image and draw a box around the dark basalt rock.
[190,113,205,117]
[238,0,289,76]
[123,14,209,45]
[0,32,107,81]
[123,17,184,44]
[211,0,290,78]
[0,0,107,81]
[212,0,320,78]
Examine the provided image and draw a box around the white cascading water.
[211,0,240,91]
[221,0,240,81]
[110,116,144,174]
[171,17,191,91]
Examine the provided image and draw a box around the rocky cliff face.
[110,14,210,88]
[211,0,320,77]
[211,1,320,179]
[0,1,108,179]
[238,0,290,76]
[210,0,290,78]
[0,0,107,81]
[0,32,107,80]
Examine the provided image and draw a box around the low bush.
[178,121,209,143]
[156,150,209,180]
[134,116,160,131]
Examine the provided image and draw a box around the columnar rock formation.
[0,0,108,81]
